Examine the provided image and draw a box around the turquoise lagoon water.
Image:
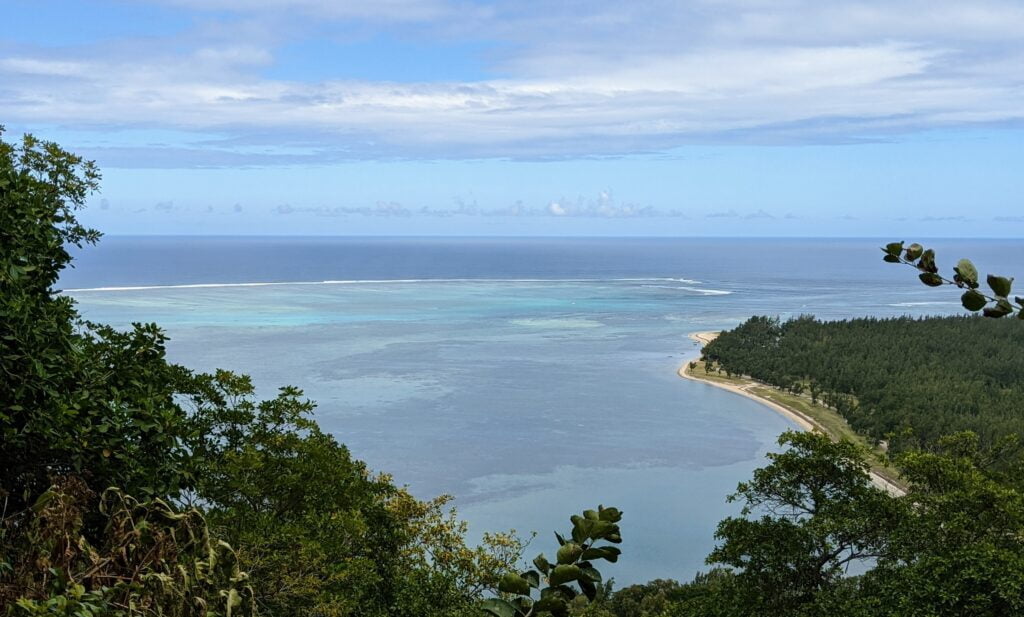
[64,237,1023,584]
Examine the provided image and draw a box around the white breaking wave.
[63,277,706,293]
[640,284,733,296]
[887,301,959,307]
[611,277,701,284]
[676,286,733,296]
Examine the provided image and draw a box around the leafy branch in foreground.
[881,241,1019,318]
[481,506,623,617]
[3,476,255,616]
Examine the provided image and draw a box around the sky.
[1,0,1022,236]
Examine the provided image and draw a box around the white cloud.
[193,46,274,67]
[2,0,1023,163]
[265,190,676,218]
[152,0,461,21]
[0,58,91,77]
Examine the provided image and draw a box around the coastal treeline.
[3,131,1023,617]
[701,314,1024,452]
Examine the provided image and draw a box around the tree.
[703,315,1024,453]
[858,433,1024,617]
[1,128,196,505]
[183,370,528,616]
[598,579,682,617]
[678,429,1024,617]
[706,431,902,616]
[0,128,259,616]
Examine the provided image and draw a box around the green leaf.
[904,243,924,260]
[556,542,583,565]
[533,554,551,575]
[521,570,541,589]
[511,597,533,614]
[954,258,979,287]
[498,573,531,596]
[551,584,578,601]
[225,588,241,617]
[961,290,987,312]
[480,598,518,617]
[883,255,902,264]
[534,596,566,613]
[31,490,56,513]
[919,273,944,287]
[581,546,621,563]
[580,566,602,583]
[570,516,588,543]
[983,298,1014,318]
[987,274,1013,298]
[548,564,582,586]
[598,506,622,522]
[884,241,904,257]
[596,521,619,538]
[918,249,938,273]
[579,577,598,601]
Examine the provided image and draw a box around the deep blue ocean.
[62,236,1024,584]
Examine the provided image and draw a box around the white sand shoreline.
[679,331,905,497]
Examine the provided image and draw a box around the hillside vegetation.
[702,315,1024,452]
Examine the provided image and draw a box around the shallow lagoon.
[68,237,1009,583]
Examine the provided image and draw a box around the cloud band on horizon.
[2,0,1024,167]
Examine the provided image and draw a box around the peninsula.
[680,331,905,496]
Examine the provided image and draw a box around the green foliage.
[0,127,250,615]
[706,432,900,616]
[672,430,1024,617]
[2,476,255,616]
[598,579,685,617]
[181,370,528,616]
[481,506,623,617]
[0,129,529,616]
[703,315,1024,452]
[858,433,1024,617]
[882,241,1021,318]
[1,129,195,506]
[185,372,401,615]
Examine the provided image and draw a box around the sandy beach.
[680,331,905,496]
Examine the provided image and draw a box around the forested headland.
[3,130,1024,616]
[701,315,1024,453]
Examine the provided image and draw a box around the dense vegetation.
[588,430,1024,617]
[0,130,536,616]
[701,315,1024,452]
[3,130,1023,616]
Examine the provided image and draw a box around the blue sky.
[1,0,1022,236]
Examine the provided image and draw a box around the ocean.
[61,236,1024,584]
